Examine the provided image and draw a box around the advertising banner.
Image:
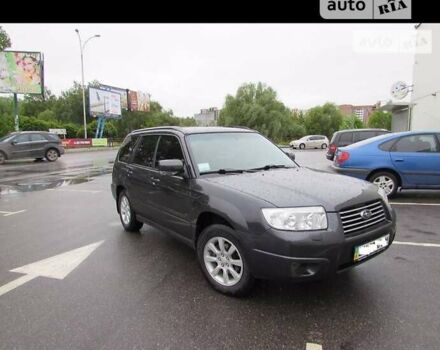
[99,84,128,110]
[128,90,138,112]
[0,51,43,94]
[62,139,92,148]
[91,138,108,147]
[89,87,122,118]
[128,90,150,112]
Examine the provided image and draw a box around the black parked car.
[112,127,396,296]
[0,131,64,165]
[326,129,391,161]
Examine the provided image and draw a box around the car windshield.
[186,132,296,174]
[0,133,16,143]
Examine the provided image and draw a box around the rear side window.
[354,131,376,142]
[30,134,46,142]
[45,133,60,141]
[119,135,139,163]
[392,134,439,153]
[132,135,159,167]
[338,132,353,144]
[154,135,184,167]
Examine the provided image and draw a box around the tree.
[0,26,11,51]
[304,103,343,137]
[218,82,297,142]
[341,115,364,130]
[367,110,392,130]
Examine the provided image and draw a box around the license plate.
[354,234,390,262]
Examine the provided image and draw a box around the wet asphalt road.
[0,149,439,350]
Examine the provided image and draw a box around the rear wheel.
[197,224,254,296]
[369,172,398,198]
[0,151,6,165]
[45,148,59,162]
[321,143,327,149]
[299,143,305,150]
[118,190,143,232]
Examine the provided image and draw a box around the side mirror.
[158,159,184,173]
[11,141,17,145]
[284,151,295,161]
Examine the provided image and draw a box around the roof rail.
[131,126,184,134]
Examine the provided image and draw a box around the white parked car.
[290,135,329,149]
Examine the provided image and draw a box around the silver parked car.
[0,131,65,164]
[290,135,329,149]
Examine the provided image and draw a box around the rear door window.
[338,132,353,145]
[30,134,47,142]
[392,134,440,153]
[354,131,376,143]
[132,135,159,167]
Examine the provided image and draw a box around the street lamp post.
[75,29,100,139]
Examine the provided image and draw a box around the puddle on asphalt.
[0,166,112,195]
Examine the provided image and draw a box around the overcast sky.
[2,23,415,117]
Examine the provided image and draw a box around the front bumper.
[246,210,396,281]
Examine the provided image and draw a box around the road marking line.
[394,241,440,248]
[0,241,104,297]
[306,343,323,350]
[0,274,37,297]
[390,202,440,206]
[0,210,26,217]
[47,189,101,194]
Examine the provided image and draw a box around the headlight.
[377,187,389,205]
[262,207,328,231]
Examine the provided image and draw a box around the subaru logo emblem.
[360,209,372,220]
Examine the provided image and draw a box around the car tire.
[299,143,305,150]
[369,172,398,198]
[321,143,327,149]
[45,148,59,162]
[197,224,254,297]
[118,190,143,232]
[0,151,6,165]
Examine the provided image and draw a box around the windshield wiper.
[249,164,292,171]
[200,169,249,175]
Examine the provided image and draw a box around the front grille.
[340,200,387,235]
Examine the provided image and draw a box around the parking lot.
[1,149,439,350]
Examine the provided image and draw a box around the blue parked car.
[332,131,440,197]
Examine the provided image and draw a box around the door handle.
[394,158,404,162]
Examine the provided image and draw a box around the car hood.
[203,167,381,212]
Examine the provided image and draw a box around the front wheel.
[197,224,254,296]
[118,191,143,232]
[45,148,59,162]
[299,143,305,150]
[369,172,398,198]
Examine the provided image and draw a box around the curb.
[65,147,120,153]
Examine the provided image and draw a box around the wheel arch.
[195,212,234,246]
[367,168,402,187]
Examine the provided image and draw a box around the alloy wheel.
[373,175,395,196]
[203,236,243,287]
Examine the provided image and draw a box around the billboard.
[99,84,128,110]
[128,90,150,112]
[88,87,122,118]
[0,51,43,94]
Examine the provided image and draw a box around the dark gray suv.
[111,127,396,296]
[0,131,65,164]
